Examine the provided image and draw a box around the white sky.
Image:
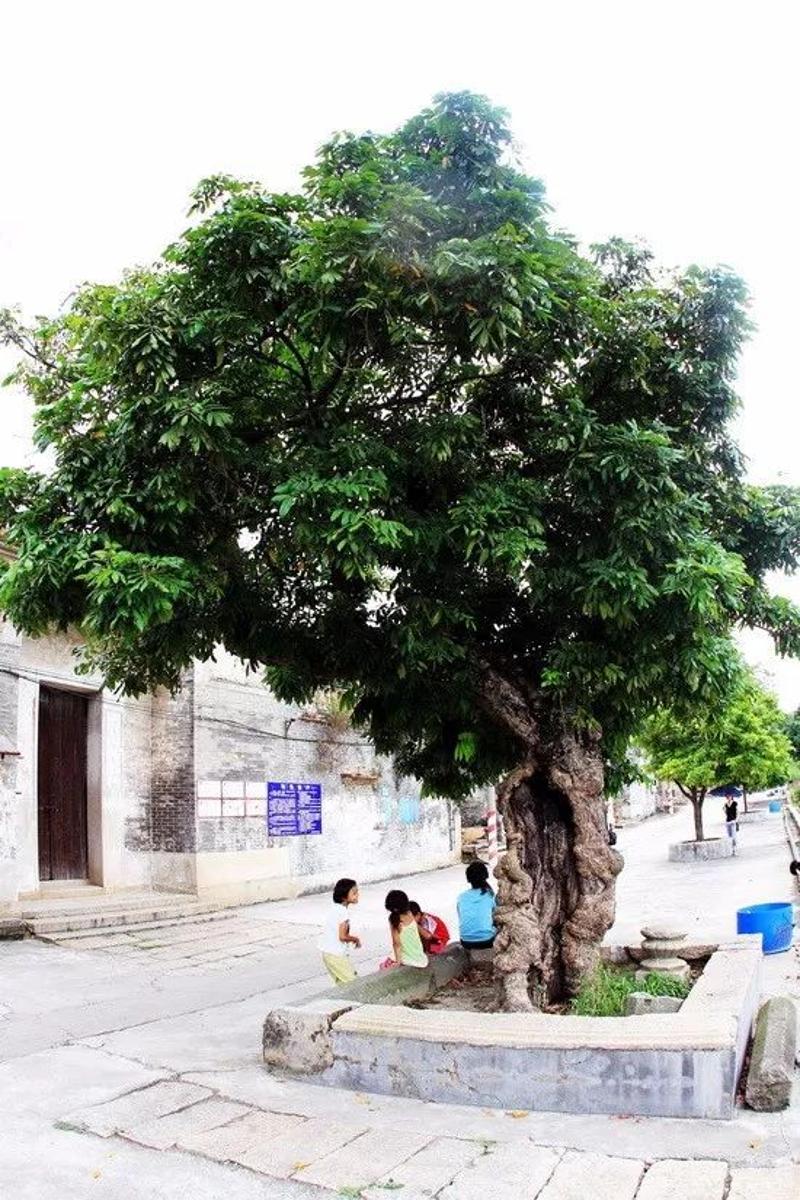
[2,0,799,704]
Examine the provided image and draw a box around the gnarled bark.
[492,764,539,1012]
[476,665,624,1008]
[492,726,624,1007]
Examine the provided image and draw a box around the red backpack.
[428,913,450,946]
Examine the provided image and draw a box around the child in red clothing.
[409,901,449,955]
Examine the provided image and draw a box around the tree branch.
[0,317,58,373]
[386,350,459,407]
[675,782,692,800]
[255,352,307,386]
[476,659,540,747]
[317,359,346,403]
[275,332,314,395]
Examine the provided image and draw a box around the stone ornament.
[635,925,691,984]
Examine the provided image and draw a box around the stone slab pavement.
[1,794,798,1197]
[5,1050,797,1200]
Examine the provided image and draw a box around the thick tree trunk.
[492,727,624,1010]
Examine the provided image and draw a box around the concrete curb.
[321,944,467,1007]
[262,946,468,1073]
[669,839,733,862]
[262,937,762,1118]
[263,998,358,1074]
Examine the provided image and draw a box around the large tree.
[3,92,800,1007]
[641,671,794,839]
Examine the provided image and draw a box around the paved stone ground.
[47,915,320,971]
[1,797,798,1198]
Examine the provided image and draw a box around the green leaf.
[0,89,794,811]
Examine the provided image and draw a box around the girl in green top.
[384,889,428,969]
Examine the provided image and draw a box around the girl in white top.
[319,878,361,984]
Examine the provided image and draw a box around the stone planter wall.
[262,936,762,1119]
[668,838,733,862]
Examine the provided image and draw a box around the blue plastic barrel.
[768,800,782,813]
[736,902,794,954]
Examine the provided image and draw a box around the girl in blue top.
[457,862,496,948]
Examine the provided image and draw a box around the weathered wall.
[1,621,153,900]
[1,625,458,905]
[615,779,681,824]
[616,779,658,823]
[0,623,21,908]
[146,671,198,892]
[192,651,459,897]
[150,671,196,854]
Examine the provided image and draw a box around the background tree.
[641,670,793,839]
[3,92,800,1008]
[640,708,726,841]
[718,678,794,810]
[783,706,800,765]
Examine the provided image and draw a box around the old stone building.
[0,621,459,912]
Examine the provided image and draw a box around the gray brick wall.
[2,624,457,901]
[149,670,196,853]
[122,698,155,853]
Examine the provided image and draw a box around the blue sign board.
[267,782,322,837]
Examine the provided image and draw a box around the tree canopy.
[640,709,721,802]
[3,90,800,800]
[718,676,794,794]
[640,668,794,837]
[783,705,800,764]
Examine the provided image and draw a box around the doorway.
[37,685,89,880]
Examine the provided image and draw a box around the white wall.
[0,627,458,907]
[1,622,153,900]
[191,651,459,897]
[616,779,658,823]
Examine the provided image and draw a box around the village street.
[1,801,798,1199]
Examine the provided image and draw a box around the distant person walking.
[457,862,496,949]
[723,795,739,856]
[606,797,617,846]
[318,878,361,984]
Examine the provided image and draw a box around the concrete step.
[27,901,231,936]
[19,891,206,918]
[0,917,26,940]
[19,882,106,903]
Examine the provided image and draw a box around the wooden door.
[37,686,89,880]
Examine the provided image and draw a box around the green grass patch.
[571,964,691,1017]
